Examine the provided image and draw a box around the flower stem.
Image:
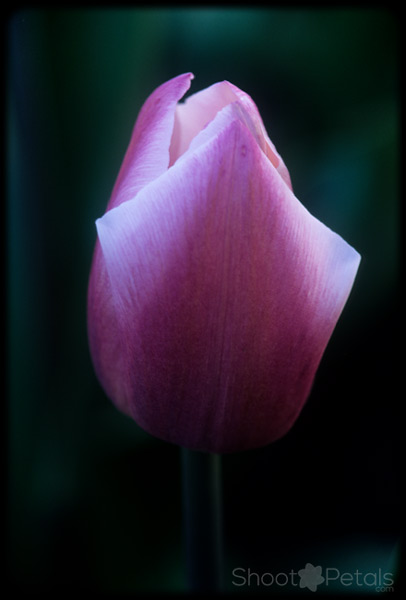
[181,448,224,592]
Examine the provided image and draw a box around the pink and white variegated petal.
[96,116,360,452]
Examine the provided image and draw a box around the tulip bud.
[87,73,360,453]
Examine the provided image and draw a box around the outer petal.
[87,237,132,416]
[88,73,193,413]
[96,118,360,453]
[109,72,193,210]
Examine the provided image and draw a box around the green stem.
[181,448,224,592]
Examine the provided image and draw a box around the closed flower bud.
[87,73,360,453]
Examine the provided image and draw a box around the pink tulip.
[87,73,360,453]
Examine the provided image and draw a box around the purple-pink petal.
[88,73,193,416]
[93,112,360,452]
[109,72,193,210]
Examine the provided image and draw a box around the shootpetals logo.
[232,564,394,592]
[298,563,325,591]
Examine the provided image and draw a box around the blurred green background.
[7,8,400,593]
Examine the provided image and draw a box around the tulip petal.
[88,73,193,414]
[225,81,292,189]
[87,238,133,417]
[108,72,194,210]
[169,81,236,166]
[170,79,292,191]
[96,116,360,453]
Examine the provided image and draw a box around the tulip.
[87,73,360,453]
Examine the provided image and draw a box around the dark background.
[7,7,401,594]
